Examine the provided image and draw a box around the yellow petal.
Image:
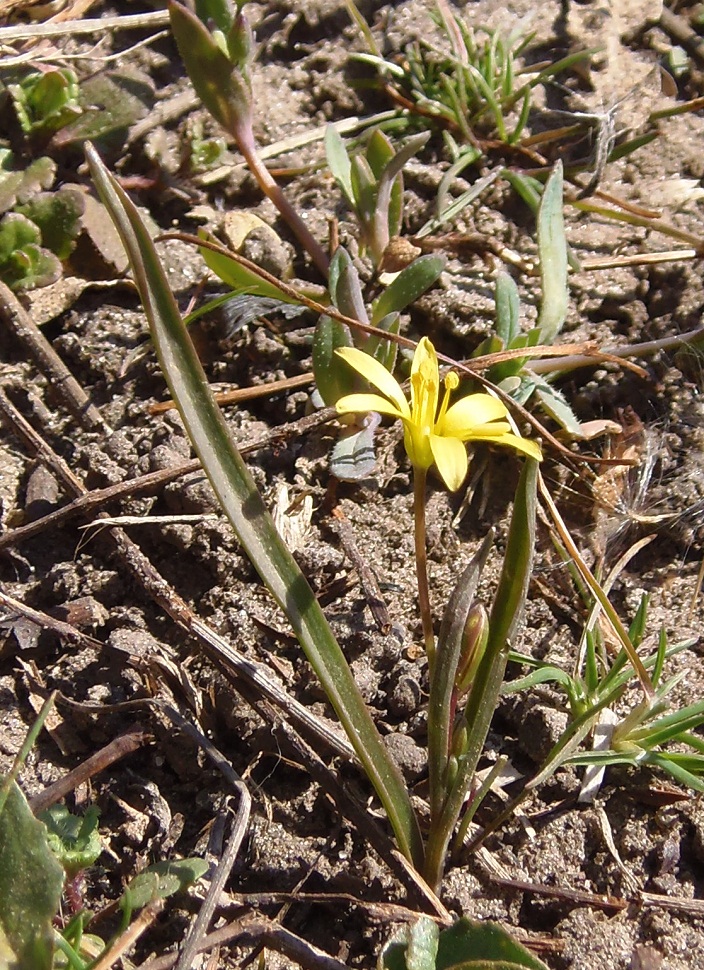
[489,433,543,461]
[439,393,509,437]
[460,421,512,440]
[335,347,409,416]
[335,393,404,419]
[404,423,434,472]
[410,337,439,429]
[429,434,468,491]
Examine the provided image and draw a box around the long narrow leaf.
[86,144,424,870]
[536,161,568,343]
[427,532,493,820]
[424,459,538,887]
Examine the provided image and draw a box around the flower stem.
[236,126,330,279]
[413,468,435,670]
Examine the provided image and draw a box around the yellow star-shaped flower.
[335,337,541,491]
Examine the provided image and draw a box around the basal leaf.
[0,778,63,970]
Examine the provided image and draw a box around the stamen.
[438,372,459,424]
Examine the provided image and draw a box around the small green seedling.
[504,590,704,803]
[169,0,330,276]
[355,6,585,158]
[0,150,84,291]
[325,125,429,270]
[6,68,82,142]
[41,803,102,882]
[472,162,584,435]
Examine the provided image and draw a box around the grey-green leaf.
[495,271,520,345]
[536,161,568,343]
[0,778,64,970]
[371,254,445,325]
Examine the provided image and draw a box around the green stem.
[413,468,435,670]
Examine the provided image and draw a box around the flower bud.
[455,602,489,696]
[450,716,469,761]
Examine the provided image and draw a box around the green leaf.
[381,918,439,970]
[8,69,81,140]
[329,246,369,323]
[424,460,538,889]
[502,171,542,211]
[494,272,519,345]
[17,187,84,259]
[372,132,429,260]
[199,237,297,302]
[366,129,404,239]
[195,0,234,34]
[371,254,445,325]
[325,125,354,205]
[381,917,548,970]
[0,211,40,257]
[122,858,209,911]
[4,243,61,291]
[169,0,251,136]
[87,143,424,871]
[435,917,548,969]
[536,161,568,343]
[330,418,379,482]
[428,533,493,820]
[365,311,399,373]
[41,804,102,879]
[0,213,61,290]
[350,154,377,224]
[0,778,64,970]
[0,153,56,215]
[52,69,154,152]
[312,314,355,406]
[533,382,581,436]
[365,129,396,180]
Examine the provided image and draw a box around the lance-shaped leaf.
[381,915,548,970]
[536,161,568,344]
[169,1,251,137]
[86,144,423,870]
[371,253,445,325]
[424,459,538,888]
[427,532,494,820]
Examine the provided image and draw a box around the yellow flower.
[335,337,541,491]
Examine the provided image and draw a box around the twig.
[0,283,107,432]
[0,588,103,651]
[29,730,151,815]
[90,899,164,970]
[163,707,251,970]
[0,405,336,551]
[0,10,170,42]
[487,874,627,915]
[330,506,391,634]
[149,372,314,415]
[139,916,349,970]
[530,325,704,376]
[176,805,249,970]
